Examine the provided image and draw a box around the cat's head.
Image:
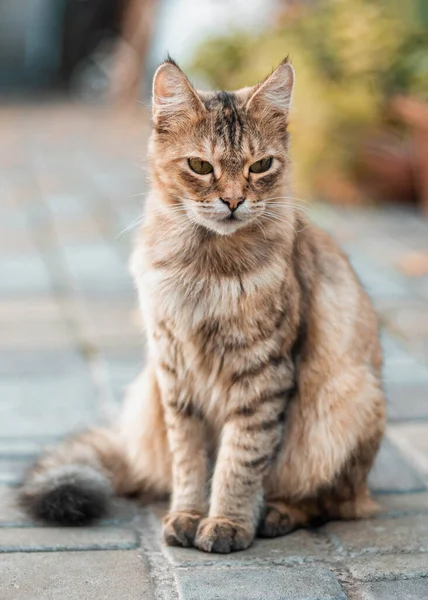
[149,58,294,236]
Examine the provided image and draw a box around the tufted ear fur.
[152,58,206,128]
[246,59,295,117]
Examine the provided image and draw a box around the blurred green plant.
[188,0,428,200]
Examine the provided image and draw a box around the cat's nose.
[220,197,246,213]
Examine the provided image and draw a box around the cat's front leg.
[195,384,289,553]
[157,362,209,548]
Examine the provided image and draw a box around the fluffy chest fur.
[131,221,299,423]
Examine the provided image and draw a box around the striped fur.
[20,59,385,553]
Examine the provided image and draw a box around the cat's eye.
[188,158,214,175]
[249,157,273,174]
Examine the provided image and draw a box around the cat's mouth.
[186,203,253,235]
[222,213,238,222]
[207,213,253,235]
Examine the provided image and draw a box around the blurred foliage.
[188,0,428,199]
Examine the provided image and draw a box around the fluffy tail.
[20,428,133,526]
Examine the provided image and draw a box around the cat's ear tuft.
[152,60,205,125]
[246,60,295,115]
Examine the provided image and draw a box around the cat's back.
[294,217,382,373]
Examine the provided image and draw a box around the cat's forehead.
[197,90,260,157]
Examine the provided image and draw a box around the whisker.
[265,204,311,216]
[254,218,268,241]
[153,216,189,239]
[150,205,186,215]
[154,217,193,245]
[260,216,286,230]
[265,200,310,209]
[263,195,310,204]
[116,214,146,238]
[131,191,151,198]
[118,203,188,238]
[264,211,285,220]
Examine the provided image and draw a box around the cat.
[20,58,386,554]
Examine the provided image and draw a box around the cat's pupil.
[188,158,214,175]
[249,157,272,174]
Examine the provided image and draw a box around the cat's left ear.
[246,60,294,116]
[152,58,206,126]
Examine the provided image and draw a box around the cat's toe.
[162,511,202,547]
[257,505,294,538]
[194,517,253,553]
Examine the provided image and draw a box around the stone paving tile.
[0,230,38,255]
[375,491,428,516]
[381,303,428,340]
[378,331,428,420]
[0,206,30,231]
[0,375,99,437]
[175,565,347,600]
[323,515,428,556]
[103,349,144,402]
[0,297,68,348]
[163,530,332,567]
[338,207,428,245]
[0,322,73,349]
[0,349,87,377]
[0,254,53,296]
[2,550,154,600]
[101,497,146,524]
[49,219,105,244]
[368,437,427,493]
[0,458,31,486]
[371,295,421,316]
[381,333,428,386]
[0,296,62,319]
[401,338,428,369]
[387,423,428,480]
[60,244,132,296]
[410,274,428,302]
[70,285,135,302]
[385,383,428,421]
[0,486,29,523]
[0,526,138,552]
[358,578,428,599]
[0,438,57,456]
[0,300,63,328]
[82,301,139,341]
[99,335,145,353]
[346,255,411,300]
[43,193,95,219]
[383,359,428,387]
[341,238,410,271]
[346,553,428,581]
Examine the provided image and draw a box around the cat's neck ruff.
[140,190,297,279]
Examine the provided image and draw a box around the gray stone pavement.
[1,103,428,599]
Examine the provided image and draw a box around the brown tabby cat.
[20,58,386,553]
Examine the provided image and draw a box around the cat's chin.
[194,216,251,236]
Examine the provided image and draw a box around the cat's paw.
[257,504,295,538]
[194,517,253,553]
[162,511,202,547]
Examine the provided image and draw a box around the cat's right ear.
[152,59,206,127]
[246,60,294,117]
